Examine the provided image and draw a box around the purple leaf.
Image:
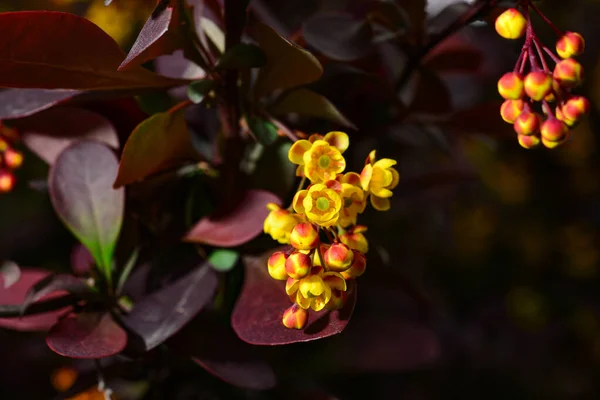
[0,269,71,332]
[303,13,373,61]
[231,252,357,345]
[121,264,218,351]
[0,261,20,289]
[0,89,80,120]
[70,244,95,276]
[169,312,277,390]
[15,107,119,165]
[184,189,280,247]
[49,141,125,273]
[46,312,127,359]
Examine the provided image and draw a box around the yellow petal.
[360,164,373,191]
[296,292,312,309]
[371,187,393,198]
[293,190,308,214]
[389,168,400,189]
[322,272,347,291]
[299,275,326,298]
[323,131,349,153]
[373,158,397,170]
[288,140,312,165]
[286,278,299,296]
[371,195,390,211]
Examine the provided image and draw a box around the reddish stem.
[528,0,563,37]
[542,45,561,64]
[533,37,550,73]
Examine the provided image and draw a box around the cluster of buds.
[263,131,398,329]
[495,2,590,149]
[0,122,23,192]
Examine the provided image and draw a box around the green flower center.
[318,155,331,169]
[316,196,330,211]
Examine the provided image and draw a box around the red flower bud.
[524,71,553,101]
[282,304,308,329]
[556,32,585,59]
[514,111,541,136]
[267,252,289,280]
[540,118,568,142]
[498,72,525,100]
[553,59,583,88]
[324,243,354,272]
[495,8,527,39]
[285,251,312,279]
[289,222,319,250]
[0,170,15,192]
[517,134,541,149]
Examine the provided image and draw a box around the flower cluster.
[495,2,590,149]
[0,122,23,193]
[263,131,398,329]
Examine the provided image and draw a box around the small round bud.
[0,137,8,152]
[562,96,590,122]
[285,251,312,279]
[553,59,583,88]
[495,8,527,39]
[3,149,23,170]
[517,134,541,149]
[0,170,15,192]
[267,252,289,280]
[500,99,525,123]
[341,251,367,279]
[324,243,354,272]
[556,106,577,127]
[498,72,525,100]
[542,132,571,149]
[282,304,308,329]
[524,71,553,101]
[514,111,541,136]
[556,32,585,59]
[540,118,568,142]
[289,222,319,250]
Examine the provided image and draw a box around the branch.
[0,294,77,318]
[395,0,502,92]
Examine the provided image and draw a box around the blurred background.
[3,0,600,398]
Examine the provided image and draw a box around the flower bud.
[524,71,553,101]
[556,106,577,127]
[3,149,23,170]
[500,99,525,123]
[495,8,527,39]
[282,304,308,329]
[561,96,590,122]
[553,59,583,88]
[0,170,15,192]
[339,226,369,254]
[289,222,319,250]
[285,251,312,279]
[324,243,354,272]
[267,252,289,280]
[341,251,367,279]
[514,111,541,136]
[517,134,541,149]
[556,32,585,59]
[542,132,571,149]
[263,203,301,244]
[0,137,8,152]
[498,72,525,100]
[540,118,568,142]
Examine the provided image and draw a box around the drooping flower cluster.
[0,122,23,193]
[263,131,398,329]
[495,2,590,149]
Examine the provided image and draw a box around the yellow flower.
[288,131,349,182]
[286,266,347,311]
[293,181,342,227]
[337,172,366,228]
[360,150,399,211]
[263,203,302,244]
[340,225,369,254]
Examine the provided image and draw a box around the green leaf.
[268,88,356,128]
[113,108,200,188]
[217,43,267,69]
[187,79,216,104]
[246,116,279,146]
[209,249,240,272]
[253,23,323,99]
[49,141,125,281]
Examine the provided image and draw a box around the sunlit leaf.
[209,249,239,272]
[49,141,125,277]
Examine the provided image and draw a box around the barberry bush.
[0,0,599,398]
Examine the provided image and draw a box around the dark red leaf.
[15,107,119,165]
[169,311,277,390]
[0,89,80,120]
[119,1,185,71]
[0,269,71,331]
[184,189,281,247]
[303,13,373,61]
[424,47,483,74]
[408,68,453,115]
[0,11,185,90]
[231,252,357,345]
[121,264,218,351]
[445,101,514,137]
[22,274,92,315]
[46,312,127,359]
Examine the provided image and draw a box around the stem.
[168,99,193,114]
[542,45,561,64]
[533,37,550,73]
[528,0,563,36]
[519,49,529,74]
[394,0,501,92]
